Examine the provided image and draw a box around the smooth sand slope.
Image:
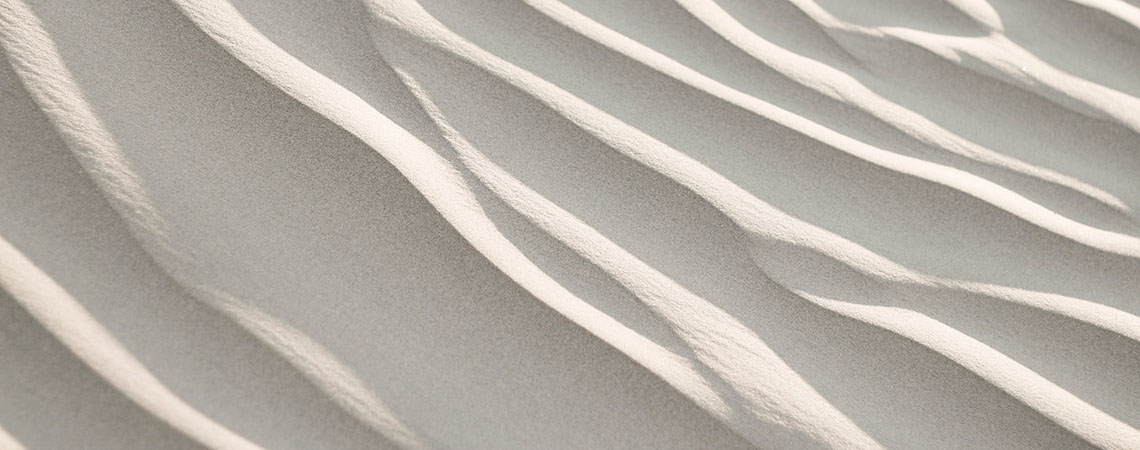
[1,0,1139,448]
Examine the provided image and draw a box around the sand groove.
[1,0,1138,448]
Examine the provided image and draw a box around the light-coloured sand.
[1,0,1138,448]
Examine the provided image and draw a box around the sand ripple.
[1,0,1138,448]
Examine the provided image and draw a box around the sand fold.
[1,0,1138,448]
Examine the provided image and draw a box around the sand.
[1,0,1138,448]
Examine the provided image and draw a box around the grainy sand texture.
[2,0,1140,448]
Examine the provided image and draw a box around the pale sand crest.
[1,0,1139,448]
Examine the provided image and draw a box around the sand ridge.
[1,0,1138,448]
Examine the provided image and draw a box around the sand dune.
[1,0,1138,448]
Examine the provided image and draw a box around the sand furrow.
[522,0,1140,238]
[1,5,435,447]
[391,21,1140,434]
[396,58,1129,447]
[0,235,262,450]
[397,67,881,449]
[670,0,1135,219]
[165,4,757,448]
[785,290,1138,449]
[368,0,1140,291]
[776,0,1140,135]
[0,0,181,259]
[2,0,1137,448]
[387,16,1135,444]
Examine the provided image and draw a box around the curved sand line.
[1,0,1138,448]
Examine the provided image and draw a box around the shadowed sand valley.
[1,0,1139,448]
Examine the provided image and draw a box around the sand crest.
[2,0,1139,448]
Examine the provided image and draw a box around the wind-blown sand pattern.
[1,0,1138,448]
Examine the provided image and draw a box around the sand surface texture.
[2,0,1139,448]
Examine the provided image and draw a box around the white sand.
[1,0,1139,448]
